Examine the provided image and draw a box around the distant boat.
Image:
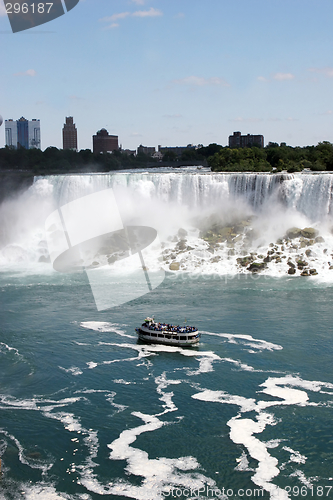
[135,317,200,347]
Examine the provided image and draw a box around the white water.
[1,170,333,280]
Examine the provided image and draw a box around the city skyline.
[1,0,333,151]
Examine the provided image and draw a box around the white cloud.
[101,12,130,23]
[173,76,230,87]
[14,69,37,77]
[133,8,163,18]
[272,72,295,81]
[257,76,268,82]
[101,7,162,28]
[308,67,333,78]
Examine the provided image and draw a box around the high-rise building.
[229,131,264,148]
[62,116,78,151]
[5,117,41,149]
[93,129,119,154]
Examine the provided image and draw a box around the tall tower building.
[62,116,78,151]
[5,117,41,149]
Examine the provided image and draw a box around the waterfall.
[40,171,333,222]
[1,170,333,279]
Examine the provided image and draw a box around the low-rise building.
[229,131,264,148]
[93,128,119,154]
[158,144,195,157]
[137,145,156,156]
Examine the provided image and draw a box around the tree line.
[0,141,333,174]
[206,142,333,172]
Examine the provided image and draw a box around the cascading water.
[0,169,333,279]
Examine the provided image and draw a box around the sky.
[0,0,333,151]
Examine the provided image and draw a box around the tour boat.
[135,317,200,347]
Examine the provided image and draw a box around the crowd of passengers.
[143,321,197,333]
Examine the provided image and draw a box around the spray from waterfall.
[0,170,332,281]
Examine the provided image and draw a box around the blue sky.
[0,0,333,151]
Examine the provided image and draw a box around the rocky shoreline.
[162,220,333,278]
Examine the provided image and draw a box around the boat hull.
[136,326,200,347]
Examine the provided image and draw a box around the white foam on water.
[193,389,257,413]
[59,366,83,376]
[0,429,53,475]
[155,372,181,416]
[0,342,22,356]
[113,378,134,385]
[8,482,91,500]
[192,373,333,499]
[44,412,83,433]
[203,332,283,351]
[282,447,307,464]
[289,470,314,488]
[75,411,222,500]
[234,450,254,472]
[228,413,287,499]
[222,357,256,372]
[80,322,134,339]
[86,362,98,369]
[74,360,225,499]
[266,439,285,449]
[106,392,128,414]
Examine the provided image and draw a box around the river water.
[0,169,333,500]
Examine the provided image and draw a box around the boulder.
[219,227,233,237]
[287,267,296,275]
[247,262,267,273]
[237,256,253,267]
[315,236,325,243]
[301,227,318,239]
[169,262,180,271]
[177,240,187,251]
[178,228,188,239]
[286,227,302,239]
[309,269,318,275]
[287,261,296,268]
[301,270,310,276]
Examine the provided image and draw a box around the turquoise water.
[1,270,333,500]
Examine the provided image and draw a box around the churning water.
[0,169,333,500]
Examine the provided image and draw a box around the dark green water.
[0,271,333,500]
